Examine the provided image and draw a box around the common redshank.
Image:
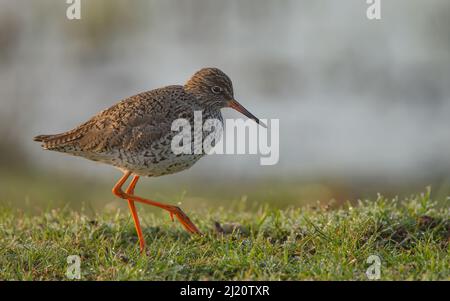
[34,67,264,253]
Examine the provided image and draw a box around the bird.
[34,67,264,253]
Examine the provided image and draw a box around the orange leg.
[125,175,146,253]
[112,172,201,240]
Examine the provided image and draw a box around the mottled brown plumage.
[34,67,263,253]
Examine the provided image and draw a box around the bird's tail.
[33,130,83,151]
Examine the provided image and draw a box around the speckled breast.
[117,109,224,177]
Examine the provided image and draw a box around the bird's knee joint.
[112,187,126,198]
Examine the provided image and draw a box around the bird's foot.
[166,206,201,235]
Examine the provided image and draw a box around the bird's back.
[34,85,200,158]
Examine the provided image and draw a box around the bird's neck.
[191,98,224,123]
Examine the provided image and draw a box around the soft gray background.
[1,0,449,208]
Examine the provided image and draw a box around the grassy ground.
[0,190,448,280]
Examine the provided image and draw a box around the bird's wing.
[79,86,193,153]
[77,109,173,153]
[39,86,193,154]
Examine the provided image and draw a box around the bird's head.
[185,67,265,127]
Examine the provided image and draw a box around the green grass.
[0,190,448,280]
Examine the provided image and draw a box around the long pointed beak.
[228,99,267,128]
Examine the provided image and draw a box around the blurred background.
[1,0,449,214]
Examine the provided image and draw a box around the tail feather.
[33,134,52,142]
[33,130,84,150]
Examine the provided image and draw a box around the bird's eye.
[211,86,222,94]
